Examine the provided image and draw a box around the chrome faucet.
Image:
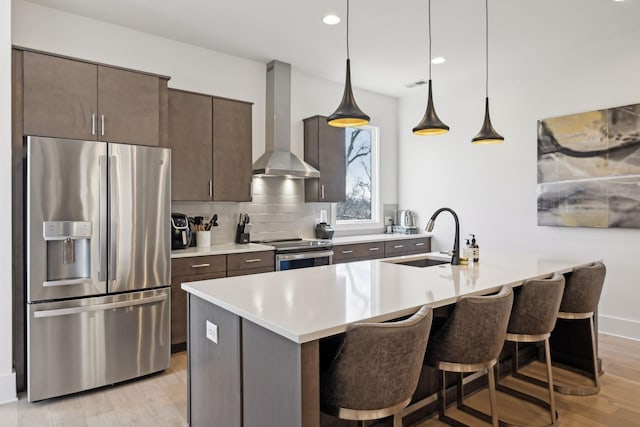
[425,207,460,265]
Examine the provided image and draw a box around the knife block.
[235,224,250,244]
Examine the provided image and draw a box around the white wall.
[0,0,17,404]
[398,28,640,340]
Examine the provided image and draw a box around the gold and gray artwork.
[537,103,640,228]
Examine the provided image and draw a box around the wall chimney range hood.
[252,60,320,178]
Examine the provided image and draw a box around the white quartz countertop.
[182,250,597,344]
[331,233,433,245]
[171,243,275,258]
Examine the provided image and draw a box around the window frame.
[332,124,382,232]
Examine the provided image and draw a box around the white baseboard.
[0,371,17,405]
[598,315,640,341]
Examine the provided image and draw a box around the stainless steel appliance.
[171,213,192,249]
[255,239,334,271]
[396,209,418,234]
[26,136,171,402]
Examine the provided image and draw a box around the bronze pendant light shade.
[328,0,370,128]
[413,0,449,136]
[472,0,503,144]
[413,82,449,135]
[472,97,504,144]
[328,58,370,127]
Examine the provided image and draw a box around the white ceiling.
[23,0,640,98]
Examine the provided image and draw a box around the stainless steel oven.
[275,250,334,271]
[255,239,334,271]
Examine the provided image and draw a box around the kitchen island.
[182,250,599,427]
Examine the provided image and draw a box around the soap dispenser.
[470,234,479,263]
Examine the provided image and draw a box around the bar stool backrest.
[560,262,606,315]
[426,286,513,366]
[508,274,565,336]
[321,306,433,411]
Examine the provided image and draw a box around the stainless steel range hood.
[252,60,320,178]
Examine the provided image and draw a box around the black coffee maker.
[171,213,191,250]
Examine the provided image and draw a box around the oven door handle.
[276,250,334,262]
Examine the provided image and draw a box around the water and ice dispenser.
[43,221,92,284]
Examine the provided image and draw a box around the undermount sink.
[383,256,450,268]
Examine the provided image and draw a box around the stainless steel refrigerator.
[26,136,171,402]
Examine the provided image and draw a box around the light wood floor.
[416,333,640,427]
[0,334,638,426]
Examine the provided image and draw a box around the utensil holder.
[196,230,211,248]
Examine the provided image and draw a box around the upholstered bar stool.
[424,286,513,427]
[496,273,565,426]
[320,306,433,427]
[553,262,606,396]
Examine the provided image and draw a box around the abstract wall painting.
[537,102,640,228]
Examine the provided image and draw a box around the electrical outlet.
[206,320,218,343]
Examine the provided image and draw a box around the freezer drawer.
[27,288,171,402]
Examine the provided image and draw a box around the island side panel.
[242,319,320,427]
[188,294,242,427]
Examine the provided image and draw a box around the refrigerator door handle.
[43,278,93,288]
[98,155,108,282]
[108,155,118,284]
[33,294,167,319]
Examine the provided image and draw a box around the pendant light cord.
[485,0,489,98]
[428,0,432,80]
[346,0,351,60]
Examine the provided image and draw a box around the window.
[335,125,380,227]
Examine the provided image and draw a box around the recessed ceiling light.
[323,14,340,25]
[431,57,446,64]
[613,0,624,2]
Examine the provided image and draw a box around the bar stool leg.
[553,316,601,396]
[393,413,402,427]
[543,338,558,426]
[488,365,499,427]
[590,316,601,390]
[439,370,447,420]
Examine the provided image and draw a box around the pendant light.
[413,0,449,136]
[327,0,370,127]
[472,0,504,144]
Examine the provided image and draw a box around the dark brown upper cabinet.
[21,49,167,146]
[168,89,253,202]
[303,115,346,202]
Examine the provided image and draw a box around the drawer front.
[360,242,384,260]
[384,237,431,256]
[403,237,431,254]
[171,255,226,277]
[227,251,274,272]
[226,266,275,277]
[333,244,364,263]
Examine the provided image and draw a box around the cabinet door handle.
[394,245,404,249]
[244,258,262,263]
[341,250,353,254]
[91,114,96,135]
[191,263,211,268]
[101,115,105,136]
[369,247,380,251]
[321,184,325,200]
[209,180,213,198]
[415,242,425,246]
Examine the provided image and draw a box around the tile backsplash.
[172,177,331,244]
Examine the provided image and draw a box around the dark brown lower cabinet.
[171,251,275,352]
[333,237,432,264]
[171,256,226,352]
